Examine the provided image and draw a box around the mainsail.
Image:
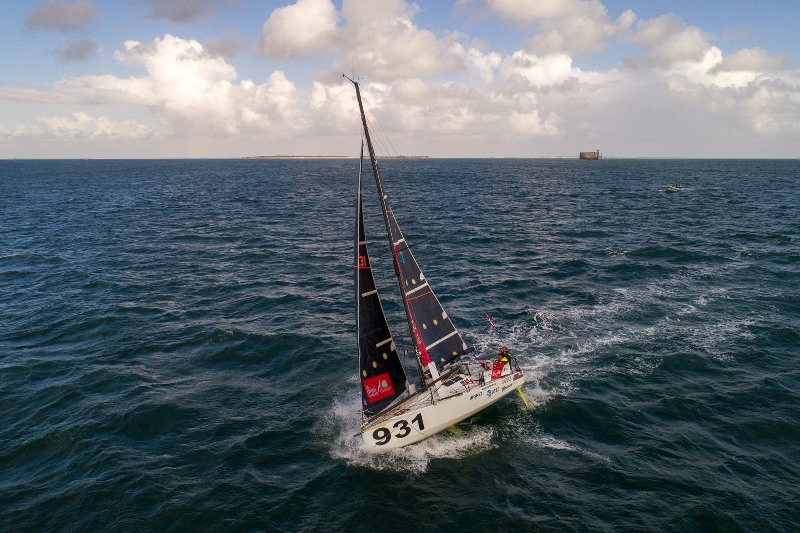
[352,81,472,384]
[355,143,408,416]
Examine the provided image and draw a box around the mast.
[348,77,435,381]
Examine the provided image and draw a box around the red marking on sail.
[407,290,432,302]
[409,314,431,366]
[363,372,395,403]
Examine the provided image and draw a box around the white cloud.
[259,0,469,81]
[332,0,466,81]
[623,14,711,68]
[22,35,303,138]
[525,9,635,54]
[451,44,503,83]
[320,76,562,140]
[258,0,338,60]
[0,111,153,139]
[485,0,635,54]
[718,47,791,72]
[486,0,599,21]
[500,51,579,87]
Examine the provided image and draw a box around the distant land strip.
[243,155,430,159]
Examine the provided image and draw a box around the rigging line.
[363,96,398,158]
[360,106,383,155]
[365,112,393,159]
[362,96,389,155]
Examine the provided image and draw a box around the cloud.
[40,35,303,137]
[486,0,600,21]
[137,0,228,24]
[500,51,578,88]
[451,43,503,83]
[259,0,468,81]
[0,111,153,140]
[204,28,249,59]
[25,0,97,33]
[258,0,338,60]
[391,80,559,136]
[484,0,635,54]
[336,0,463,80]
[58,39,99,62]
[623,14,711,68]
[525,9,635,55]
[717,47,791,72]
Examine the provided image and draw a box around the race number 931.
[372,413,425,445]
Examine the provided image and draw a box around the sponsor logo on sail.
[363,372,395,403]
[490,360,504,380]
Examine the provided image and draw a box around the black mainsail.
[355,143,408,416]
[351,79,471,386]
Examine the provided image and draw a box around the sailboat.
[348,76,527,450]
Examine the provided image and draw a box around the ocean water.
[1,158,798,532]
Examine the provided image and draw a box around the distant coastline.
[242,155,430,159]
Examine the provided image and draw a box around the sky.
[1,0,799,158]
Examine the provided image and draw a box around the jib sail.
[355,144,408,416]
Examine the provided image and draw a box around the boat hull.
[360,371,526,451]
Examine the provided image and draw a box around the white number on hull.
[372,413,425,445]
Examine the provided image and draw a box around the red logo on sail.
[491,360,505,380]
[363,372,395,403]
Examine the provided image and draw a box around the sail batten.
[426,331,459,349]
[405,283,430,296]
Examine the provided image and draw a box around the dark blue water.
[1,158,798,531]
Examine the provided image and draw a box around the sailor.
[487,346,511,380]
[497,346,510,365]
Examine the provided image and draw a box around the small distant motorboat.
[665,183,683,192]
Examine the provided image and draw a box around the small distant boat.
[347,76,526,450]
[665,183,683,193]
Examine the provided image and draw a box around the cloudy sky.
[1,0,799,158]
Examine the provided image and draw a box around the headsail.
[350,79,472,379]
[355,143,408,416]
